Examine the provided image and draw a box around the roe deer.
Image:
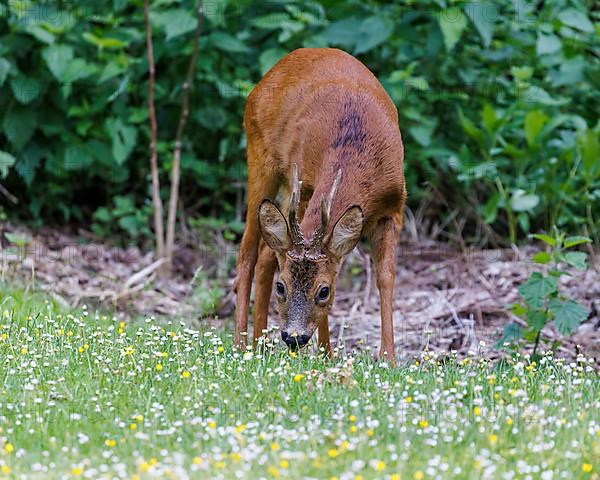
[234,48,406,362]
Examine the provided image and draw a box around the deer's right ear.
[258,200,291,253]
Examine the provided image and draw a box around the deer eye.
[275,281,286,297]
[316,286,330,303]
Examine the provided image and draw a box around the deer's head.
[258,167,364,350]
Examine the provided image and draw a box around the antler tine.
[288,163,305,247]
[311,170,342,248]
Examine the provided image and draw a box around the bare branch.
[165,1,204,275]
[144,0,165,261]
[0,183,18,204]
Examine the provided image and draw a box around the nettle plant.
[500,230,591,357]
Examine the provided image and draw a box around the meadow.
[0,286,598,479]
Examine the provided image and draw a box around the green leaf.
[354,16,393,55]
[195,106,228,131]
[481,103,497,134]
[510,189,539,212]
[563,251,587,270]
[3,109,37,149]
[258,48,287,76]
[321,17,362,49]
[524,110,548,146]
[464,3,494,47]
[511,303,527,317]
[0,58,10,86]
[438,7,468,51]
[532,251,552,264]
[10,76,41,104]
[558,9,594,33]
[526,310,548,331]
[82,32,127,50]
[64,144,94,171]
[42,44,74,81]
[25,24,55,44]
[151,9,197,40]
[518,272,557,309]
[536,32,561,55]
[0,151,16,178]
[549,299,588,335]
[531,233,556,247]
[496,323,523,348]
[209,32,250,53]
[106,118,137,165]
[564,236,592,248]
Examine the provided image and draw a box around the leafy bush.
[499,229,591,357]
[0,0,598,243]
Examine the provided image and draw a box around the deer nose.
[281,331,310,350]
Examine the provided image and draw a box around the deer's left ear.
[325,206,364,258]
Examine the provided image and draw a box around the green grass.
[0,286,598,479]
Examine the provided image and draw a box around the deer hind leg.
[234,147,278,349]
[370,216,400,364]
[253,240,277,348]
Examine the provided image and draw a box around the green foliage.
[92,195,152,242]
[499,229,591,357]
[0,1,598,243]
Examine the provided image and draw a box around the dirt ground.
[1,223,599,363]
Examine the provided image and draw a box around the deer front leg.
[370,217,399,364]
[234,160,278,350]
[253,240,277,349]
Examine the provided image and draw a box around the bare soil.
[1,223,599,363]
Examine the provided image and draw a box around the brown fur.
[234,48,406,362]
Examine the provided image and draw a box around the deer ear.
[326,206,364,258]
[258,200,291,253]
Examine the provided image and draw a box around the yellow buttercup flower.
[3,443,14,454]
[582,463,593,473]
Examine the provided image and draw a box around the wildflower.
[373,460,385,471]
[214,461,226,469]
[155,364,163,372]
[1,465,11,474]
[71,467,84,476]
[105,439,117,447]
[350,425,357,433]
[391,475,400,480]
[404,396,413,403]
[135,415,144,423]
[328,448,339,458]
[488,434,498,444]
[280,460,289,469]
[293,374,305,382]
[231,452,242,462]
[582,464,593,473]
[235,424,246,433]
[3,443,14,454]
[419,419,428,428]
[506,418,513,426]
[208,421,216,429]
[130,423,137,430]
[182,370,191,379]
[271,443,280,452]
[20,347,27,354]
[193,457,203,465]
[473,406,482,416]
[217,346,224,353]
[414,471,424,480]
[243,351,253,361]
[367,429,374,436]
[267,465,280,477]
[349,415,357,422]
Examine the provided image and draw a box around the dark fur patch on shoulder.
[331,100,367,152]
